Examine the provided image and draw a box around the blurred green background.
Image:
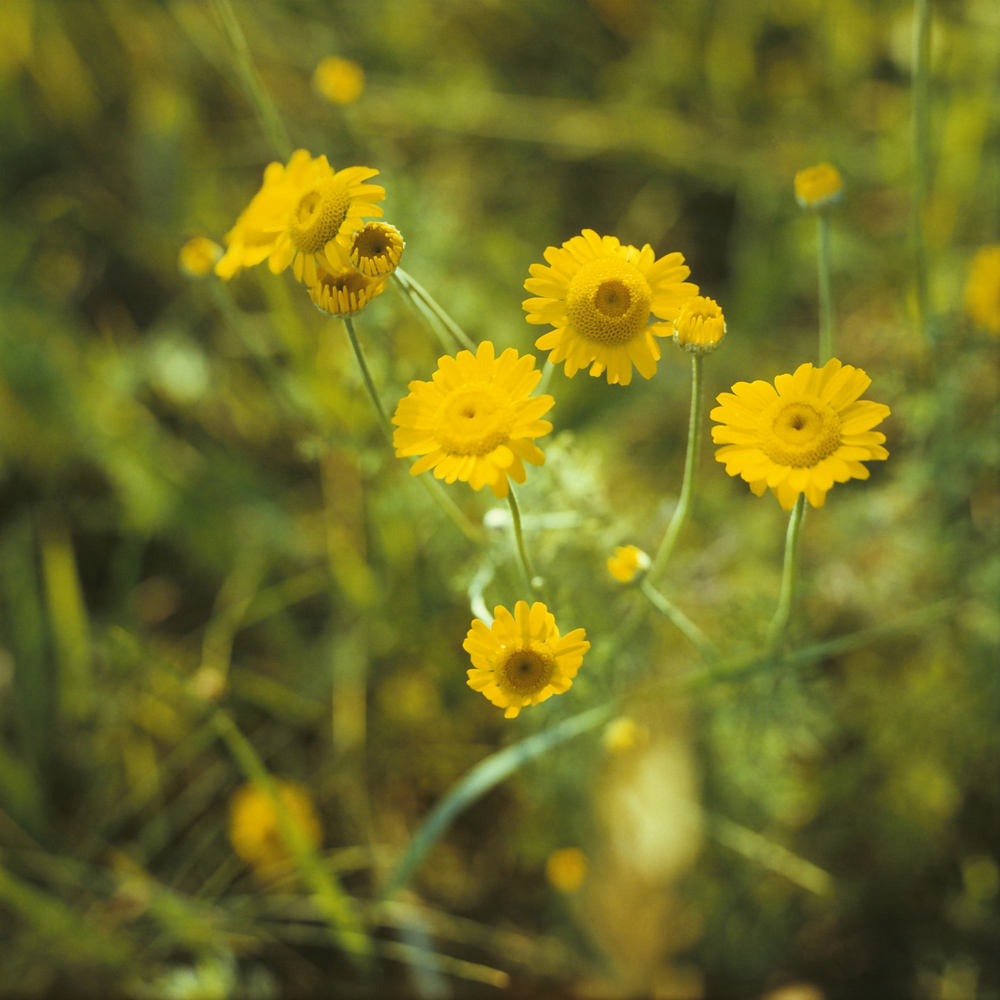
[0,0,998,997]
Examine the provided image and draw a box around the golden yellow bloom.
[794,163,843,209]
[712,359,889,510]
[464,601,589,719]
[546,848,588,893]
[229,781,322,875]
[178,236,222,278]
[313,56,365,106]
[215,149,384,286]
[964,244,1000,335]
[350,222,404,277]
[674,295,726,354]
[523,229,698,385]
[392,341,554,499]
[308,262,387,317]
[607,544,650,584]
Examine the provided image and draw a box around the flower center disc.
[565,258,653,345]
[759,396,842,467]
[290,178,353,253]
[500,644,554,694]
[436,384,512,455]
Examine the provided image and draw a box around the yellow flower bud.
[178,236,222,278]
[673,296,726,355]
[313,57,365,106]
[794,163,843,209]
[607,544,650,584]
[228,781,322,878]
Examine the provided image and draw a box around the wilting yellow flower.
[313,56,365,106]
[392,341,554,499]
[546,848,588,893]
[964,244,1000,335]
[308,262,387,317]
[464,601,589,718]
[794,163,843,209]
[712,359,889,510]
[178,237,222,278]
[350,222,404,277]
[229,781,322,875]
[607,544,650,584]
[215,149,384,286]
[523,229,698,385]
[674,295,726,354]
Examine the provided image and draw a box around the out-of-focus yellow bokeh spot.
[313,56,365,106]
[603,716,647,753]
[546,847,588,893]
[229,781,322,877]
[179,236,222,278]
[794,163,844,209]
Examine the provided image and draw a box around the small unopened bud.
[794,163,843,209]
[673,295,726,355]
[607,544,650,584]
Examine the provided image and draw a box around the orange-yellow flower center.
[565,258,653,345]
[351,222,403,276]
[435,384,512,456]
[758,396,841,467]
[499,644,554,695]
[290,177,353,253]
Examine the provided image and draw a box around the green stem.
[766,494,807,652]
[639,579,719,661]
[912,0,932,344]
[650,354,704,582]
[212,0,292,159]
[507,489,540,597]
[344,317,392,441]
[817,212,834,364]
[394,268,478,353]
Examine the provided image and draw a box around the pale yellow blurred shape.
[229,781,322,876]
[603,716,648,754]
[179,237,223,278]
[763,985,824,1000]
[314,56,365,106]
[0,0,34,79]
[546,848,588,893]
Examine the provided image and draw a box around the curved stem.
[507,489,540,597]
[650,354,705,582]
[343,318,392,441]
[394,268,478,353]
[817,212,834,364]
[640,579,719,661]
[766,494,807,652]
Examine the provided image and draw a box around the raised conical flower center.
[435,384,512,455]
[758,396,842,467]
[290,178,352,253]
[565,257,653,345]
[499,644,554,694]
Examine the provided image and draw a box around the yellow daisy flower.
[794,163,844,209]
[308,262,388,316]
[229,781,322,876]
[464,601,589,719]
[350,221,405,277]
[215,149,384,286]
[523,229,698,385]
[711,358,890,510]
[607,544,650,584]
[674,295,726,354]
[392,341,554,499]
[313,56,365,106]
[964,244,1000,335]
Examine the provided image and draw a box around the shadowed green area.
[0,0,998,997]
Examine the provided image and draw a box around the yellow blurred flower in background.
[464,601,589,718]
[229,781,322,877]
[178,236,222,278]
[546,848,588,893]
[350,221,405,277]
[607,544,650,584]
[673,295,726,354]
[392,341,554,498]
[964,244,1000,335]
[794,163,844,209]
[712,359,889,510]
[308,263,387,317]
[523,229,698,385]
[313,56,365,106]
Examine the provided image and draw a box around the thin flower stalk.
[344,318,393,440]
[394,268,477,353]
[766,494,807,651]
[639,579,718,661]
[507,488,542,597]
[650,354,705,581]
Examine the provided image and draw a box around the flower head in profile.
[392,341,554,498]
[464,601,589,718]
[228,781,322,877]
[674,295,726,354]
[711,359,889,510]
[308,262,388,316]
[523,229,698,385]
[179,236,222,278]
[350,222,404,277]
[964,244,1000,335]
[794,163,843,210]
[607,544,650,584]
[215,149,384,286]
[313,56,365,106]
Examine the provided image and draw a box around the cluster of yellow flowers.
[206,150,899,720]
